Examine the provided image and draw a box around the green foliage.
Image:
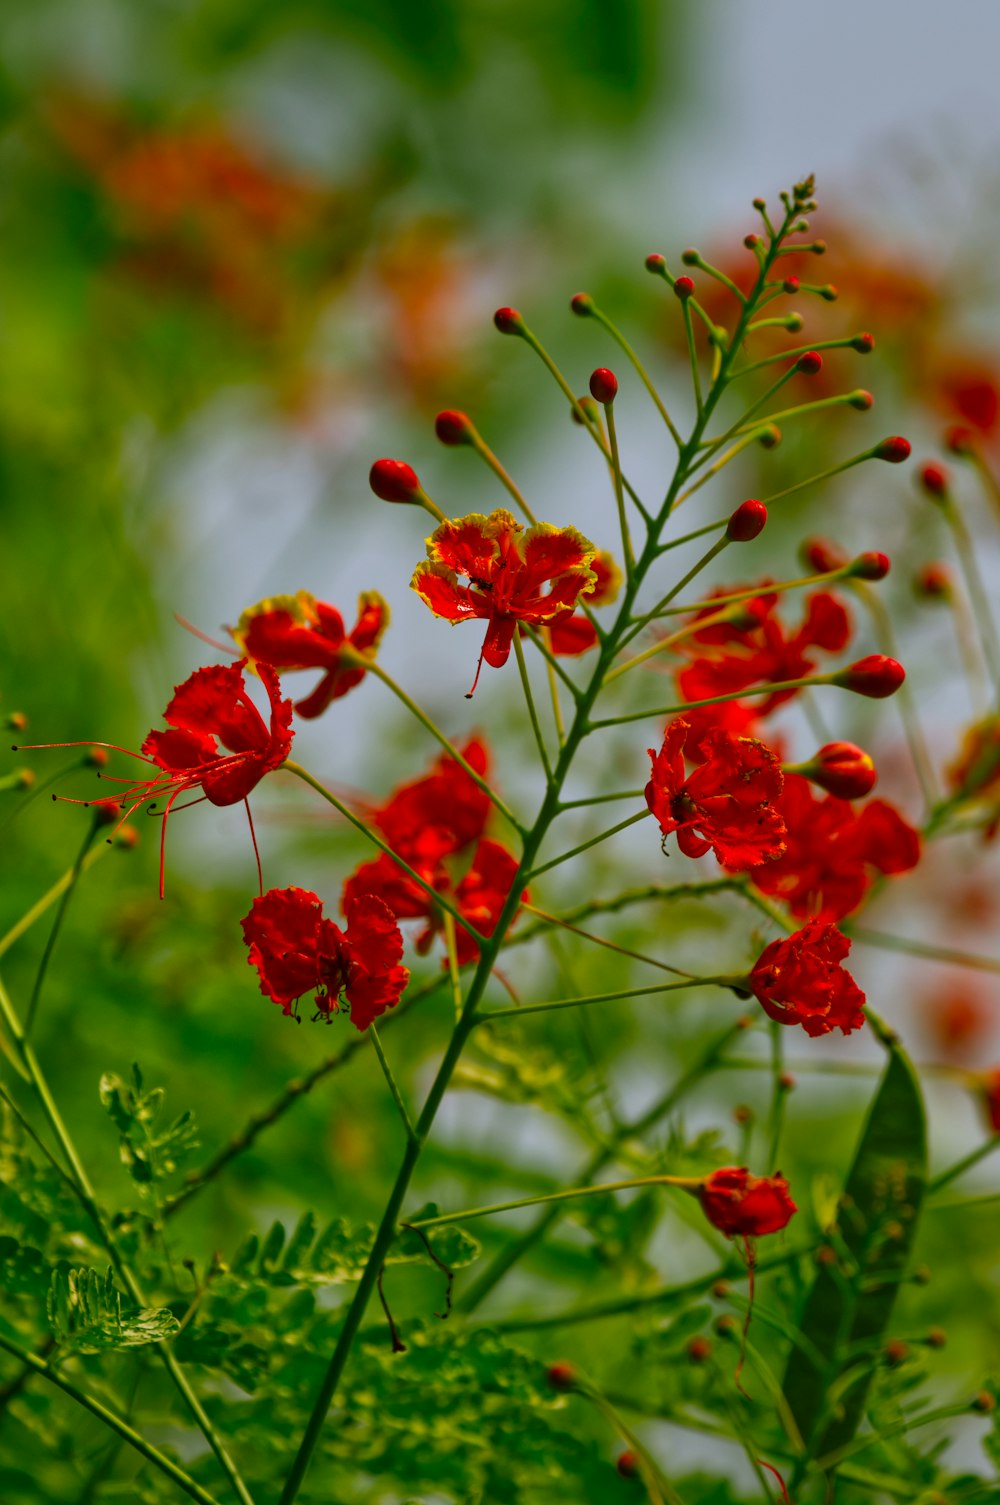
[783,1041,928,1460]
[46,1265,179,1354]
[228,1206,479,1287]
[99,1063,199,1189]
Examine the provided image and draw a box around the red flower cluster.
[645,717,785,869]
[242,887,409,1031]
[744,774,920,920]
[343,741,525,965]
[750,920,867,1037]
[411,509,597,693]
[231,590,389,719]
[677,588,851,716]
[698,1167,797,1238]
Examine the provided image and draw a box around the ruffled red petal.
[411,562,486,623]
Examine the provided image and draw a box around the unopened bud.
[545,1361,576,1392]
[687,1335,712,1363]
[435,410,474,446]
[848,389,874,411]
[674,276,695,301]
[779,1072,796,1092]
[369,458,422,503]
[834,655,906,699]
[493,306,524,336]
[914,562,952,600]
[797,351,823,376]
[852,331,876,354]
[802,536,849,574]
[570,292,594,317]
[743,233,760,250]
[644,252,667,274]
[616,1451,640,1480]
[758,423,781,449]
[589,367,618,405]
[884,1339,910,1368]
[752,197,766,211]
[785,312,805,332]
[5,711,27,732]
[790,742,877,799]
[945,425,976,456]
[571,395,601,427]
[919,462,950,498]
[874,435,912,464]
[681,248,699,266]
[733,1104,753,1125]
[710,1281,729,1300]
[714,1315,739,1339]
[972,1390,995,1413]
[726,499,767,542]
[848,551,891,581]
[926,1327,947,1349]
[818,283,839,301]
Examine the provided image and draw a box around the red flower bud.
[743,233,760,250]
[6,711,27,732]
[698,1167,797,1238]
[819,283,839,301]
[797,351,823,376]
[369,458,421,503]
[589,367,618,404]
[570,291,594,317]
[681,248,699,266]
[834,655,906,698]
[914,562,952,599]
[848,551,891,581]
[493,306,524,335]
[674,275,695,301]
[758,423,781,449]
[802,536,848,573]
[796,741,878,799]
[874,435,912,464]
[571,395,601,426]
[852,331,875,353]
[434,410,474,446]
[644,252,666,273]
[545,1361,576,1392]
[687,1335,712,1363]
[920,461,950,497]
[782,275,800,294]
[848,389,874,411]
[726,499,767,542]
[945,424,976,456]
[616,1452,640,1479]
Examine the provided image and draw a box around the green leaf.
[99,1067,198,1190]
[0,1233,52,1296]
[782,1041,927,1459]
[47,1264,180,1354]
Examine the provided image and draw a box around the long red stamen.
[13,739,161,768]
[466,643,487,700]
[244,798,263,896]
[757,1457,793,1503]
[158,787,186,899]
[734,1234,756,1396]
[173,612,239,656]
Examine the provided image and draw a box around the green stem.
[853,581,938,811]
[513,628,553,780]
[589,672,835,730]
[844,924,1000,975]
[0,973,256,1505]
[408,1172,696,1230]
[0,1330,223,1505]
[695,361,796,465]
[670,423,778,510]
[370,1023,416,1142]
[522,624,583,700]
[604,403,634,572]
[442,912,464,1024]
[522,900,691,977]
[478,974,736,1022]
[944,495,1000,693]
[467,428,537,523]
[528,807,650,879]
[26,819,99,1035]
[282,760,484,944]
[583,298,682,447]
[0,843,110,961]
[927,1133,1000,1193]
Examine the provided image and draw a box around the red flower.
[645,717,786,869]
[698,1167,797,1238]
[411,509,597,692]
[749,920,867,1037]
[544,550,623,656]
[231,590,388,719]
[344,837,524,967]
[678,589,851,715]
[241,886,409,1031]
[40,661,293,896]
[745,775,920,921]
[374,738,491,866]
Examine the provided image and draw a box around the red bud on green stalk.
[874,435,912,463]
[589,367,618,404]
[434,410,474,446]
[545,1361,576,1392]
[919,461,950,498]
[788,742,878,799]
[848,389,874,410]
[833,655,906,698]
[616,1452,640,1480]
[818,283,839,301]
[758,423,781,448]
[945,425,976,456]
[744,233,760,250]
[570,395,601,426]
[644,252,667,273]
[852,331,875,353]
[848,551,891,581]
[782,275,800,293]
[674,275,695,301]
[726,499,767,542]
[493,306,525,336]
[687,1335,713,1363]
[802,536,849,573]
[796,351,823,376]
[369,458,422,503]
[5,711,27,732]
[914,562,952,600]
[570,291,594,317]
[681,248,699,266]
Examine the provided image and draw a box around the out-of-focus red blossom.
[44,93,327,332]
[544,550,623,656]
[342,741,525,966]
[743,774,920,921]
[230,590,389,719]
[921,985,993,1059]
[802,537,850,574]
[344,838,523,967]
[645,717,786,869]
[412,510,597,690]
[936,364,1000,435]
[371,220,483,403]
[948,716,1000,805]
[677,589,851,716]
[241,887,408,1031]
[698,1167,797,1238]
[750,920,867,1037]
[914,562,953,600]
